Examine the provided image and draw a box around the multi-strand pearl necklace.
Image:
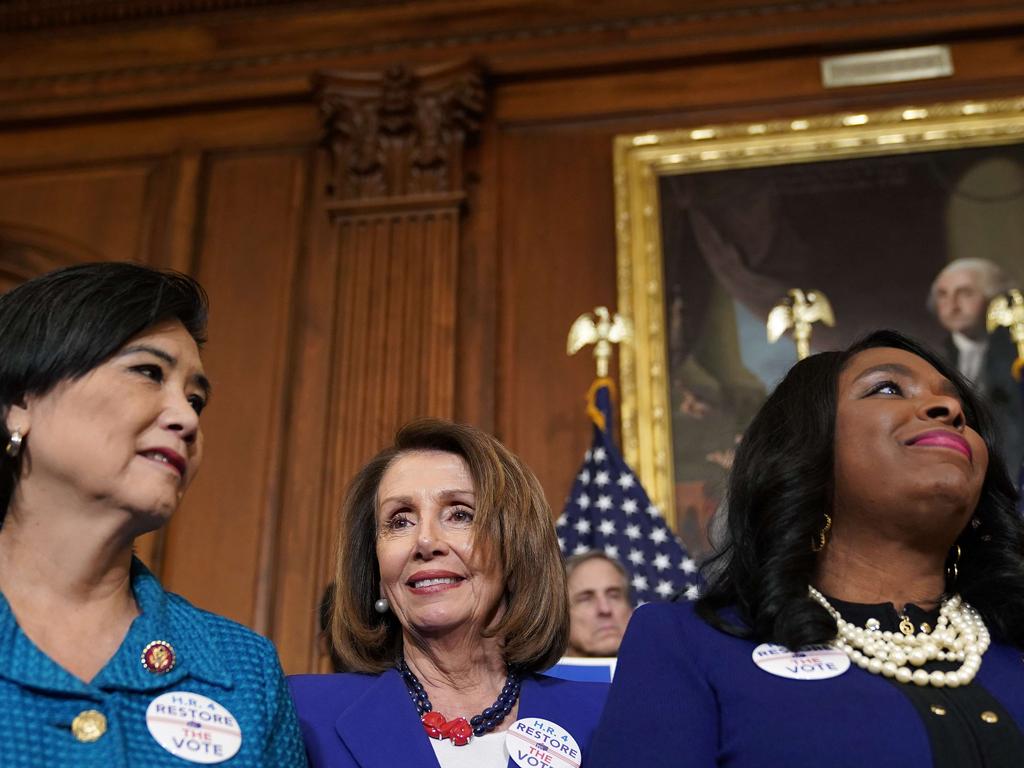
[807,585,990,688]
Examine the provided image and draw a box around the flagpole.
[561,306,701,604]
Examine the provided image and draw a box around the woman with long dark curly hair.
[590,329,1024,768]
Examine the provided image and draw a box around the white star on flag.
[684,584,701,600]
[573,543,591,555]
[557,380,702,605]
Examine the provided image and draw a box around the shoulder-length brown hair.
[330,419,569,674]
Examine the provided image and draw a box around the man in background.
[565,552,634,658]
[928,257,1022,471]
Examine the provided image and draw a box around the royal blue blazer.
[289,669,608,768]
[588,602,1024,768]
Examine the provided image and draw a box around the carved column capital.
[313,61,485,204]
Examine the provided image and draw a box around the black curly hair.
[696,329,1024,648]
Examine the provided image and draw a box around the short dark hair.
[696,329,1024,649]
[0,262,208,522]
[331,419,570,674]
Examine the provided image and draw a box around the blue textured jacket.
[589,601,1024,768]
[0,558,307,767]
[289,669,608,768]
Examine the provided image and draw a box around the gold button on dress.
[71,710,107,742]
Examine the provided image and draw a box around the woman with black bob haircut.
[591,329,1024,768]
[0,263,305,766]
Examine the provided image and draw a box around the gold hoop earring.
[946,543,961,587]
[5,430,23,458]
[811,513,832,553]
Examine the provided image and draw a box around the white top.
[429,731,508,768]
[951,332,987,383]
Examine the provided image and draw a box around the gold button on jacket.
[71,710,107,743]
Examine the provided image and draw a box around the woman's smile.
[375,450,503,636]
[905,429,973,461]
[406,570,466,594]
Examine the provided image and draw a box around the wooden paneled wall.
[3,0,1024,673]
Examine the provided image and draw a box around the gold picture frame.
[615,96,1024,543]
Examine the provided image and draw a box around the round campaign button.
[506,717,582,768]
[752,643,850,681]
[146,691,242,764]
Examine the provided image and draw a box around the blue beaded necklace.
[397,656,521,746]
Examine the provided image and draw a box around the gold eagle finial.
[567,306,632,378]
[767,288,835,360]
[986,288,1024,380]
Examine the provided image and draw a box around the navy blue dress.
[589,601,1024,767]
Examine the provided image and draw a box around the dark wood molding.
[0,0,406,33]
[3,0,1024,125]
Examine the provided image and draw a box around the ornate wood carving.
[304,64,485,651]
[314,62,484,204]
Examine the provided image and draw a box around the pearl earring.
[374,597,390,614]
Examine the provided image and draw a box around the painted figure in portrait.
[657,145,1024,555]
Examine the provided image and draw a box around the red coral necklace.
[397,656,521,746]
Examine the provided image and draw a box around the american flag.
[558,380,700,605]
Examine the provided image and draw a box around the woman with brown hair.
[289,419,608,768]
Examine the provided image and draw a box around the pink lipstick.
[906,430,972,461]
[140,447,187,477]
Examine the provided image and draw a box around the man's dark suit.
[943,326,1023,475]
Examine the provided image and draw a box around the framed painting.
[615,97,1024,557]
